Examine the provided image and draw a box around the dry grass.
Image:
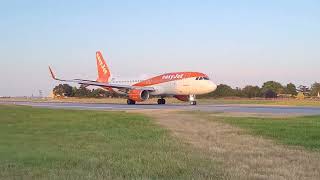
[143,110,320,180]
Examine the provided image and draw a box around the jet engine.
[128,89,150,102]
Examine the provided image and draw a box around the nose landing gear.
[189,95,197,105]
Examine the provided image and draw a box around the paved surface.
[1,101,320,115]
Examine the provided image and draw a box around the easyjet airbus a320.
[49,51,217,105]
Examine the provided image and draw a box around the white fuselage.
[110,77,217,96]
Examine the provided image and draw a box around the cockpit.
[195,77,210,80]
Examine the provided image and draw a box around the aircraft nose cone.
[209,81,217,92]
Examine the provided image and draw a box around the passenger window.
[196,77,199,80]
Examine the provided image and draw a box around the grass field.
[213,115,320,150]
[0,105,220,179]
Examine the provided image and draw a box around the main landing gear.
[189,94,197,105]
[157,98,166,105]
[127,99,136,105]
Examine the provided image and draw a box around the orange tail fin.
[96,51,111,82]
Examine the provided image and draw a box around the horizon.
[0,0,319,96]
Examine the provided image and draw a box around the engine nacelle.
[128,89,150,102]
[174,95,189,102]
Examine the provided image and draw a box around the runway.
[1,101,320,115]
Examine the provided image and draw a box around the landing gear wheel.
[127,99,136,105]
[190,101,197,105]
[162,99,166,104]
[157,98,166,105]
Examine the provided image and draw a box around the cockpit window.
[196,77,210,80]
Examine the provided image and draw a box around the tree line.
[53,81,320,98]
[200,81,320,98]
[53,84,124,98]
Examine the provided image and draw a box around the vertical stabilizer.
[96,51,111,82]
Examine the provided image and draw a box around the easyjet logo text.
[162,74,184,80]
[97,54,108,75]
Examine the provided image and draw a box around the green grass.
[220,115,320,150]
[0,105,220,179]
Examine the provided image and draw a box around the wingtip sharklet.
[48,66,57,80]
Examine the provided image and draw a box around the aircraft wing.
[49,66,155,91]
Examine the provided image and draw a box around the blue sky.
[0,0,319,96]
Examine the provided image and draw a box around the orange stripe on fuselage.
[133,72,208,87]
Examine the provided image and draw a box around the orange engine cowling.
[174,95,189,102]
[128,89,150,102]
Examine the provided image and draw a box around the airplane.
[49,51,217,105]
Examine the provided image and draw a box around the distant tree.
[74,85,91,97]
[72,87,78,97]
[53,84,73,97]
[234,87,245,97]
[284,83,297,96]
[262,81,284,97]
[242,85,261,98]
[53,84,64,97]
[310,82,320,97]
[90,88,110,98]
[209,84,235,97]
[264,89,277,98]
[90,89,101,98]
